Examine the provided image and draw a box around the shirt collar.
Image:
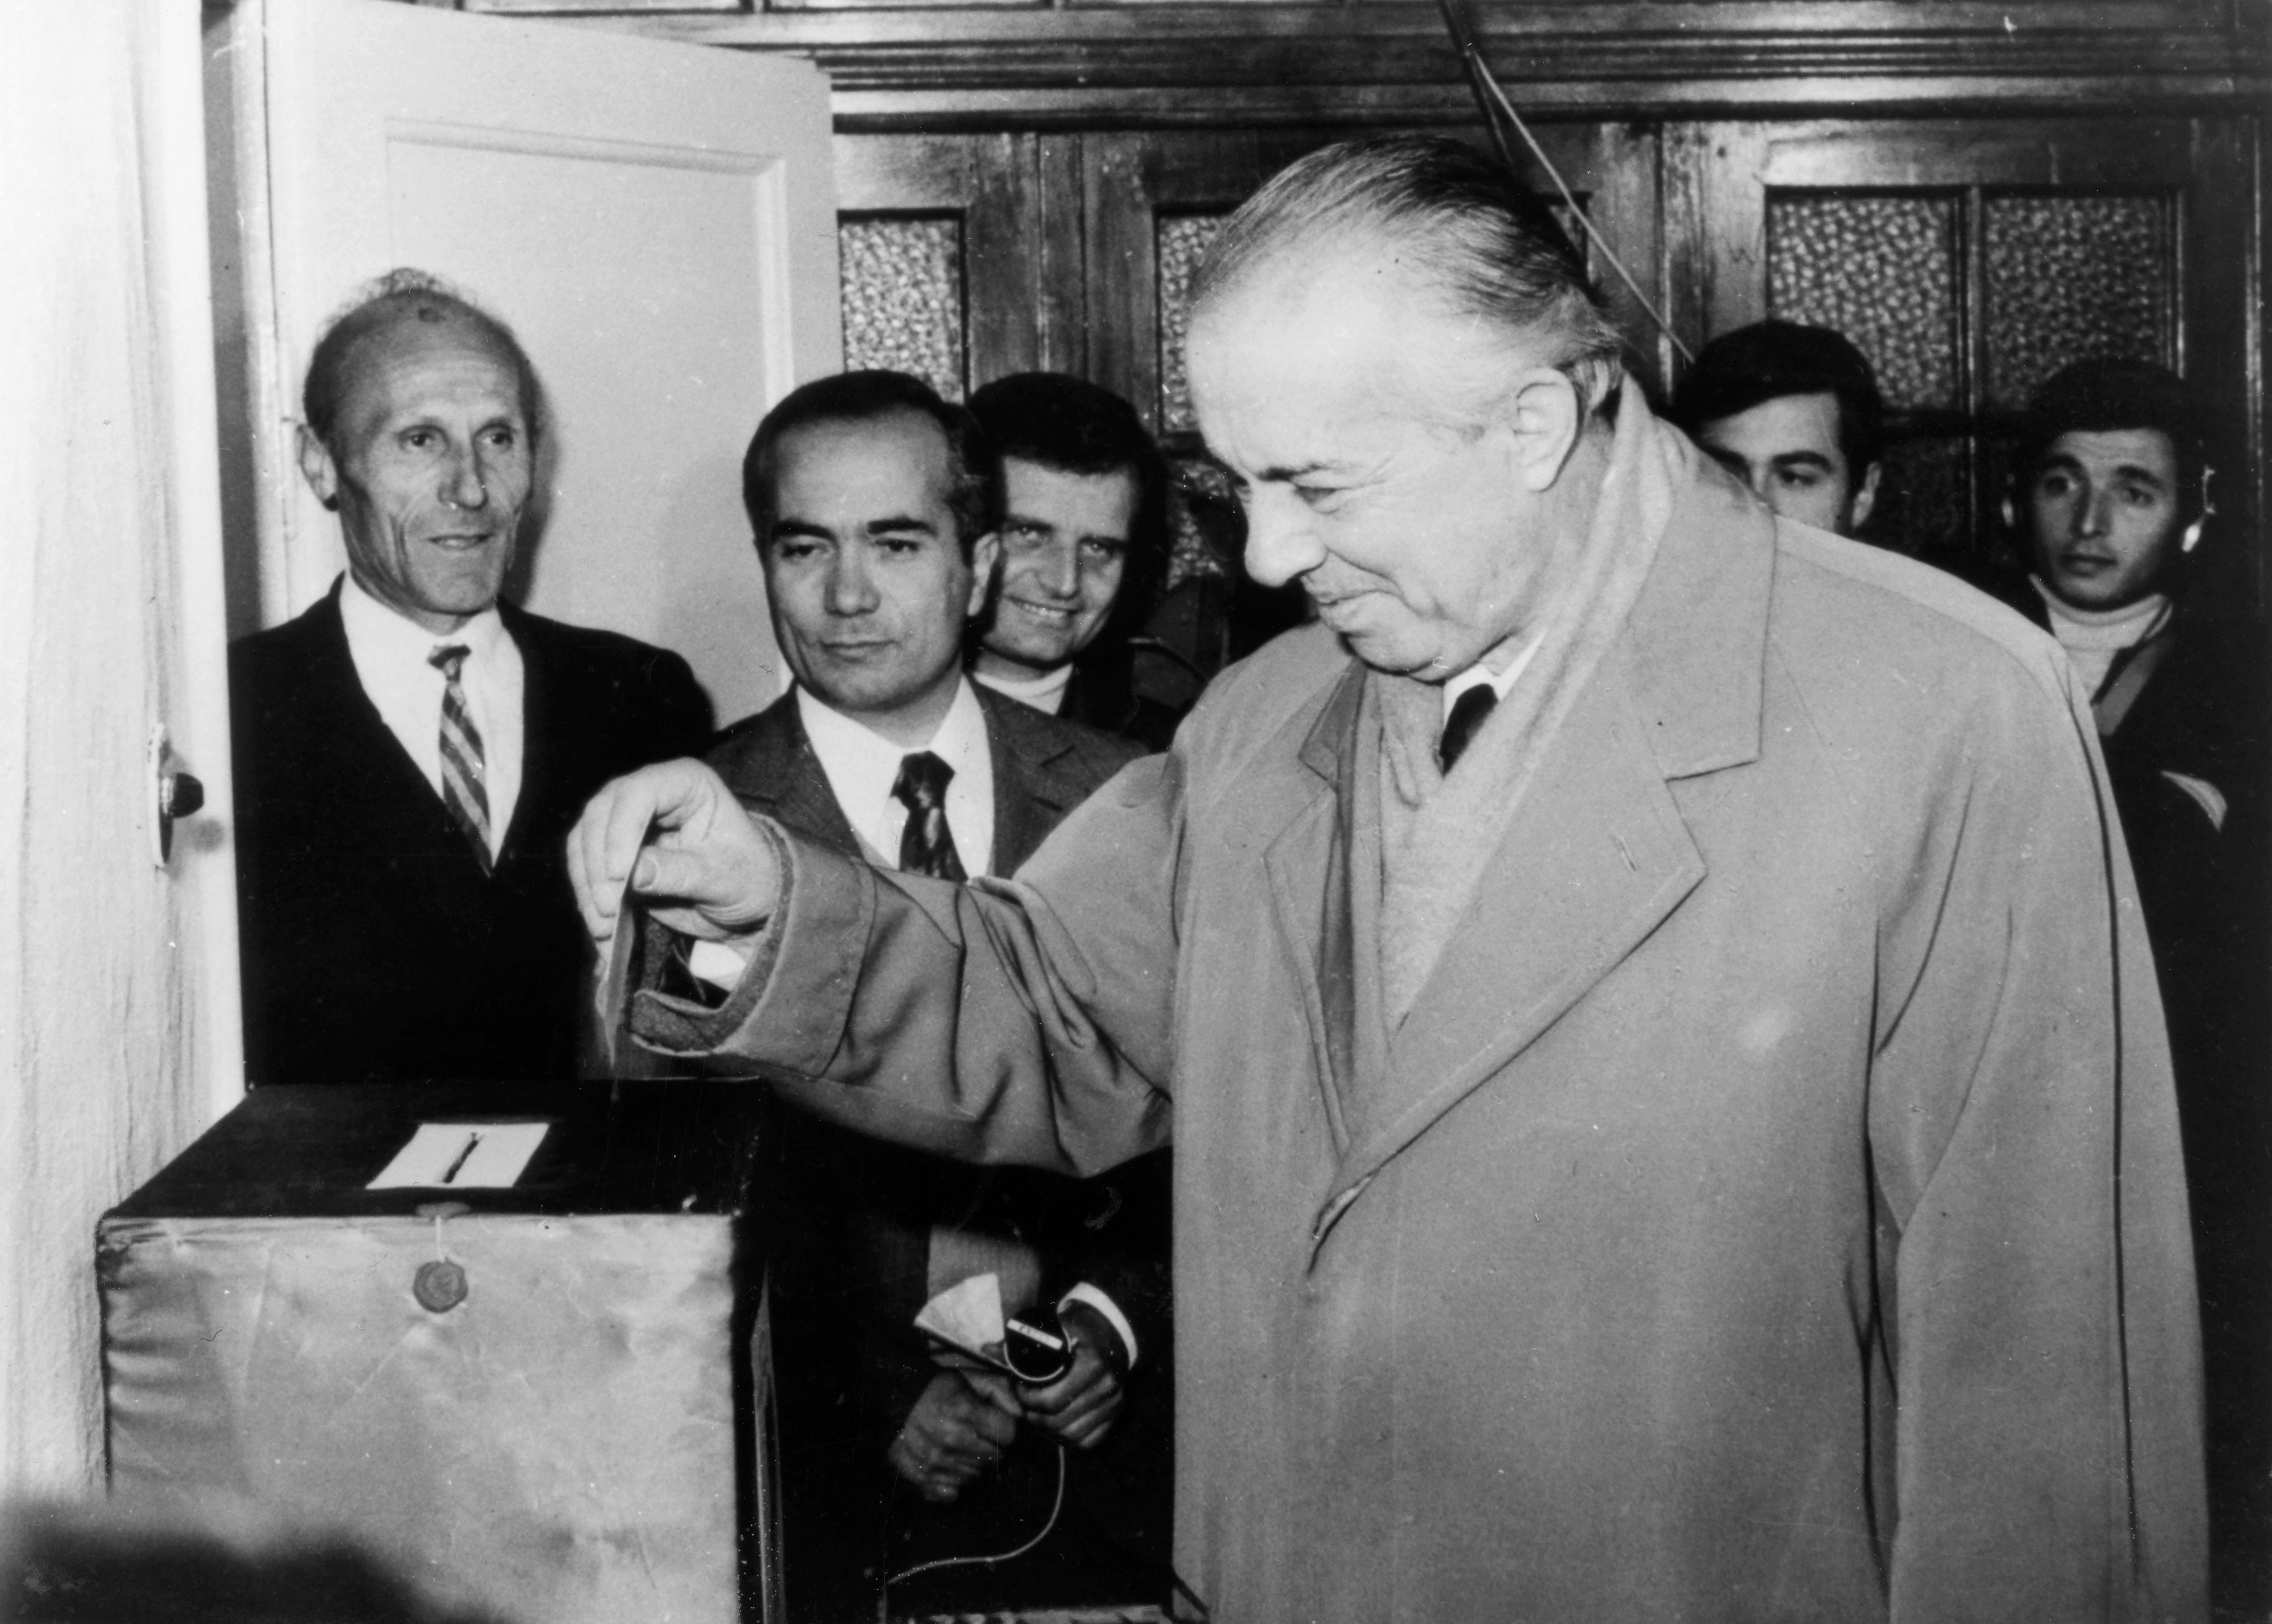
[796,674,989,814]
[339,570,508,669]
[1440,636,1543,723]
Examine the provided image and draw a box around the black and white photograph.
[2,1,2265,1619]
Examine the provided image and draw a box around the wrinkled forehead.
[336,310,531,425]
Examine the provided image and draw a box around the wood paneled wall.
[428,0,2265,592]
[473,0,2267,131]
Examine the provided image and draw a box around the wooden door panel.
[834,131,1087,391]
[1085,123,1666,438]
[1667,114,2255,585]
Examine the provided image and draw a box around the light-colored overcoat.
[638,458,2205,1622]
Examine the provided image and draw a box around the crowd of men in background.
[228,174,2265,1620]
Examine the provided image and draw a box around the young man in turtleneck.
[2006,355,2270,1617]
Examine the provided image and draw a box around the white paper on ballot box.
[367,1122,550,1189]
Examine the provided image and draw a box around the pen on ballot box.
[441,1132,483,1186]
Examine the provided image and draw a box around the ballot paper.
[913,1271,1014,1371]
[366,1121,551,1190]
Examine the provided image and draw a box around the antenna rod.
[1433,0,1695,367]
[1435,0,1522,177]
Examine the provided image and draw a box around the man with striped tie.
[228,269,710,1087]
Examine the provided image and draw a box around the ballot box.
[98,1081,777,1624]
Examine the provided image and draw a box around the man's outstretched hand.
[568,759,781,947]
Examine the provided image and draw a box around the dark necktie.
[892,752,967,881]
[428,644,493,874]
[1437,683,1498,774]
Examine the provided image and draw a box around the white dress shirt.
[339,572,524,857]
[703,674,1144,1366]
[796,676,996,877]
[1440,634,1543,724]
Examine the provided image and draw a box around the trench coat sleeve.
[1866,662,2206,1622]
[626,752,1183,1179]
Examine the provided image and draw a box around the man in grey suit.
[710,371,1167,1621]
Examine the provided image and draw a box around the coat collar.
[1276,458,1779,1252]
[1289,458,1773,792]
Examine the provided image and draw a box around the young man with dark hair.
[1672,319,1885,539]
[966,372,1185,749]
[2000,355,2269,1616]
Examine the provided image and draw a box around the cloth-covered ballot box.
[98,1082,776,1624]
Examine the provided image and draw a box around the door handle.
[149,724,206,865]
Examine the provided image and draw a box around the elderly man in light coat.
[572,136,2204,1623]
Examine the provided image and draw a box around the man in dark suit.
[710,370,1168,1620]
[230,270,711,1086]
[1992,356,2269,1616]
[965,372,1189,749]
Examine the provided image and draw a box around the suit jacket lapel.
[979,686,1092,874]
[499,605,545,863]
[311,583,476,854]
[1264,659,1368,1155]
[1311,464,1776,1245]
[715,695,861,856]
[1324,662,1703,1216]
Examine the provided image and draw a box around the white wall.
[0,3,242,1495]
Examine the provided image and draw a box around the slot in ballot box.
[98,1081,777,1624]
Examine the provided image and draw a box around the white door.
[1,1,240,1495]
[222,0,840,724]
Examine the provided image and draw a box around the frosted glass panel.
[1157,214,1227,434]
[1768,193,1960,411]
[1985,195,2172,408]
[839,216,965,402]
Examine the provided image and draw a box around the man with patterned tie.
[228,269,710,1086]
[708,369,1169,1620]
[574,138,2203,1621]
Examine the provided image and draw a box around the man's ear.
[295,423,340,512]
[966,531,1002,618]
[1849,461,1882,532]
[1501,367,1587,494]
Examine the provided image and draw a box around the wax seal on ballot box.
[414,1259,469,1312]
[413,1200,473,1312]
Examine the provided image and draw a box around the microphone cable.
[885,1442,1068,1587]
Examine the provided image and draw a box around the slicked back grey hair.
[302,268,544,454]
[1190,134,1625,414]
